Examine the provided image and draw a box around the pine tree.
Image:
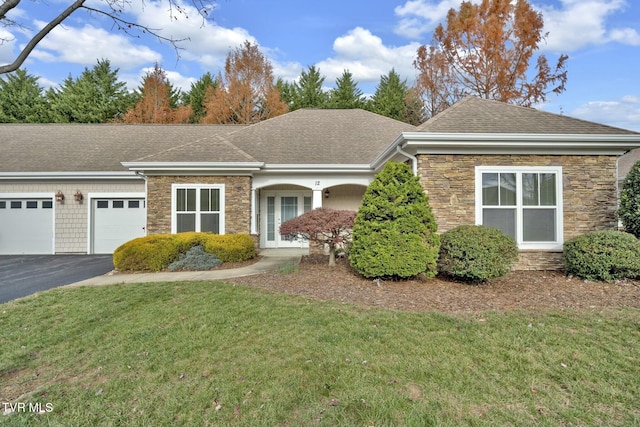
[291,65,328,110]
[328,69,365,109]
[47,59,134,123]
[182,72,217,123]
[0,68,49,123]
[368,69,412,123]
[350,161,440,279]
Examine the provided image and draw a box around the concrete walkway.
[66,248,308,287]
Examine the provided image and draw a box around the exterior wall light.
[55,190,65,203]
[324,189,330,198]
[74,190,83,202]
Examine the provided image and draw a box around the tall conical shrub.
[618,160,640,238]
[350,161,440,279]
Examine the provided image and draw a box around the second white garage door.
[91,197,146,254]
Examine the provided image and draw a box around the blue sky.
[1,0,639,130]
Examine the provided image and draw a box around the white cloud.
[315,27,421,87]
[571,96,640,131]
[393,0,481,39]
[30,21,161,70]
[536,0,640,51]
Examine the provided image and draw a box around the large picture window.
[476,167,563,249]
[172,185,225,234]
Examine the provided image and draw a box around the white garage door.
[92,198,146,254]
[0,198,54,255]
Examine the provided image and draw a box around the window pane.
[482,173,499,206]
[304,196,312,212]
[177,189,186,212]
[523,208,556,241]
[522,173,539,206]
[177,213,196,232]
[200,188,210,212]
[483,208,516,240]
[186,189,196,211]
[540,174,556,206]
[43,200,53,209]
[210,189,220,212]
[201,213,220,234]
[113,200,124,208]
[267,197,275,241]
[0,201,5,209]
[11,201,21,209]
[26,201,38,209]
[128,200,140,208]
[97,200,108,209]
[500,173,516,206]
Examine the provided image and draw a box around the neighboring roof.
[416,96,639,135]
[228,109,416,165]
[0,124,244,173]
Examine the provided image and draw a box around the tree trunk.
[328,246,336,266]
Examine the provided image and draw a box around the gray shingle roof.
[0,124,244,172]
[417,96,639,135]
[228,109,416,165]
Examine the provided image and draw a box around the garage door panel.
[0,199,54,255]
[92,199,146,254]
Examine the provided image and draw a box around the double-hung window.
[475,166,563,249]
[172,184,225,234]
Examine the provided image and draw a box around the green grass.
[1,281,639,426]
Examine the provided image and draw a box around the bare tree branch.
[0,0,215,75]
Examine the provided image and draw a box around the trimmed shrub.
[168,245,222,271]
[113,234,179,272]
[438,225,519,283]
[618,160,640,238]
[113,233,255,271]
[202,234,256,262]
[350,161,440,279]
[564,230,640,281]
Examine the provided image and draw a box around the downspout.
[135,171,149,236]
[396,145,418,176]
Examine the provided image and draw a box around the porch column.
[312,189,323,209]
[250,188,257,234]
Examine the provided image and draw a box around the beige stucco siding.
[0,180,144,253]
[146,175,252,235]
[417,154,618,270]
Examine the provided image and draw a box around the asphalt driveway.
[0,255,114,304]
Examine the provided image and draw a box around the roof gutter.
[396,145,418,175]
[0,171,140,180]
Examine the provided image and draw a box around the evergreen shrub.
[113,233,255,271]
[437,225,518,282]
[563,230,640,281]
[168,245,222,271]
[618,161,640,238]
[350,161,440,279]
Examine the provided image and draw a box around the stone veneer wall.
[146,175,252,235]
[417,154,619,270]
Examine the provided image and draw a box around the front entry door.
[262,192,312,248]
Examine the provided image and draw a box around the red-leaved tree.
[279,208,356,266]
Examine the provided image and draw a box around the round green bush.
[563,230,640,281]
[618,161,640,238]
[437,225,519,282]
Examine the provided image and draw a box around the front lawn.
[1,281,639,426]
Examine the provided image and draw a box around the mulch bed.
[228,255,640,313]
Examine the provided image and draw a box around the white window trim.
[475,166,563,250]
[171,184,225,234]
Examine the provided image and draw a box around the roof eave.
[260,164,373,173]
[0,171,140,180]
[121,162,265,172]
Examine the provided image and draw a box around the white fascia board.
[261,164,373,173]
[370,134,406,170]
[121,162,265,172]
[402,133,640,155]
[0,171,140,180]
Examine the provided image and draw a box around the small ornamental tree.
[618,161,640,238]
[350,161,440,279]
[279,208,356,266]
